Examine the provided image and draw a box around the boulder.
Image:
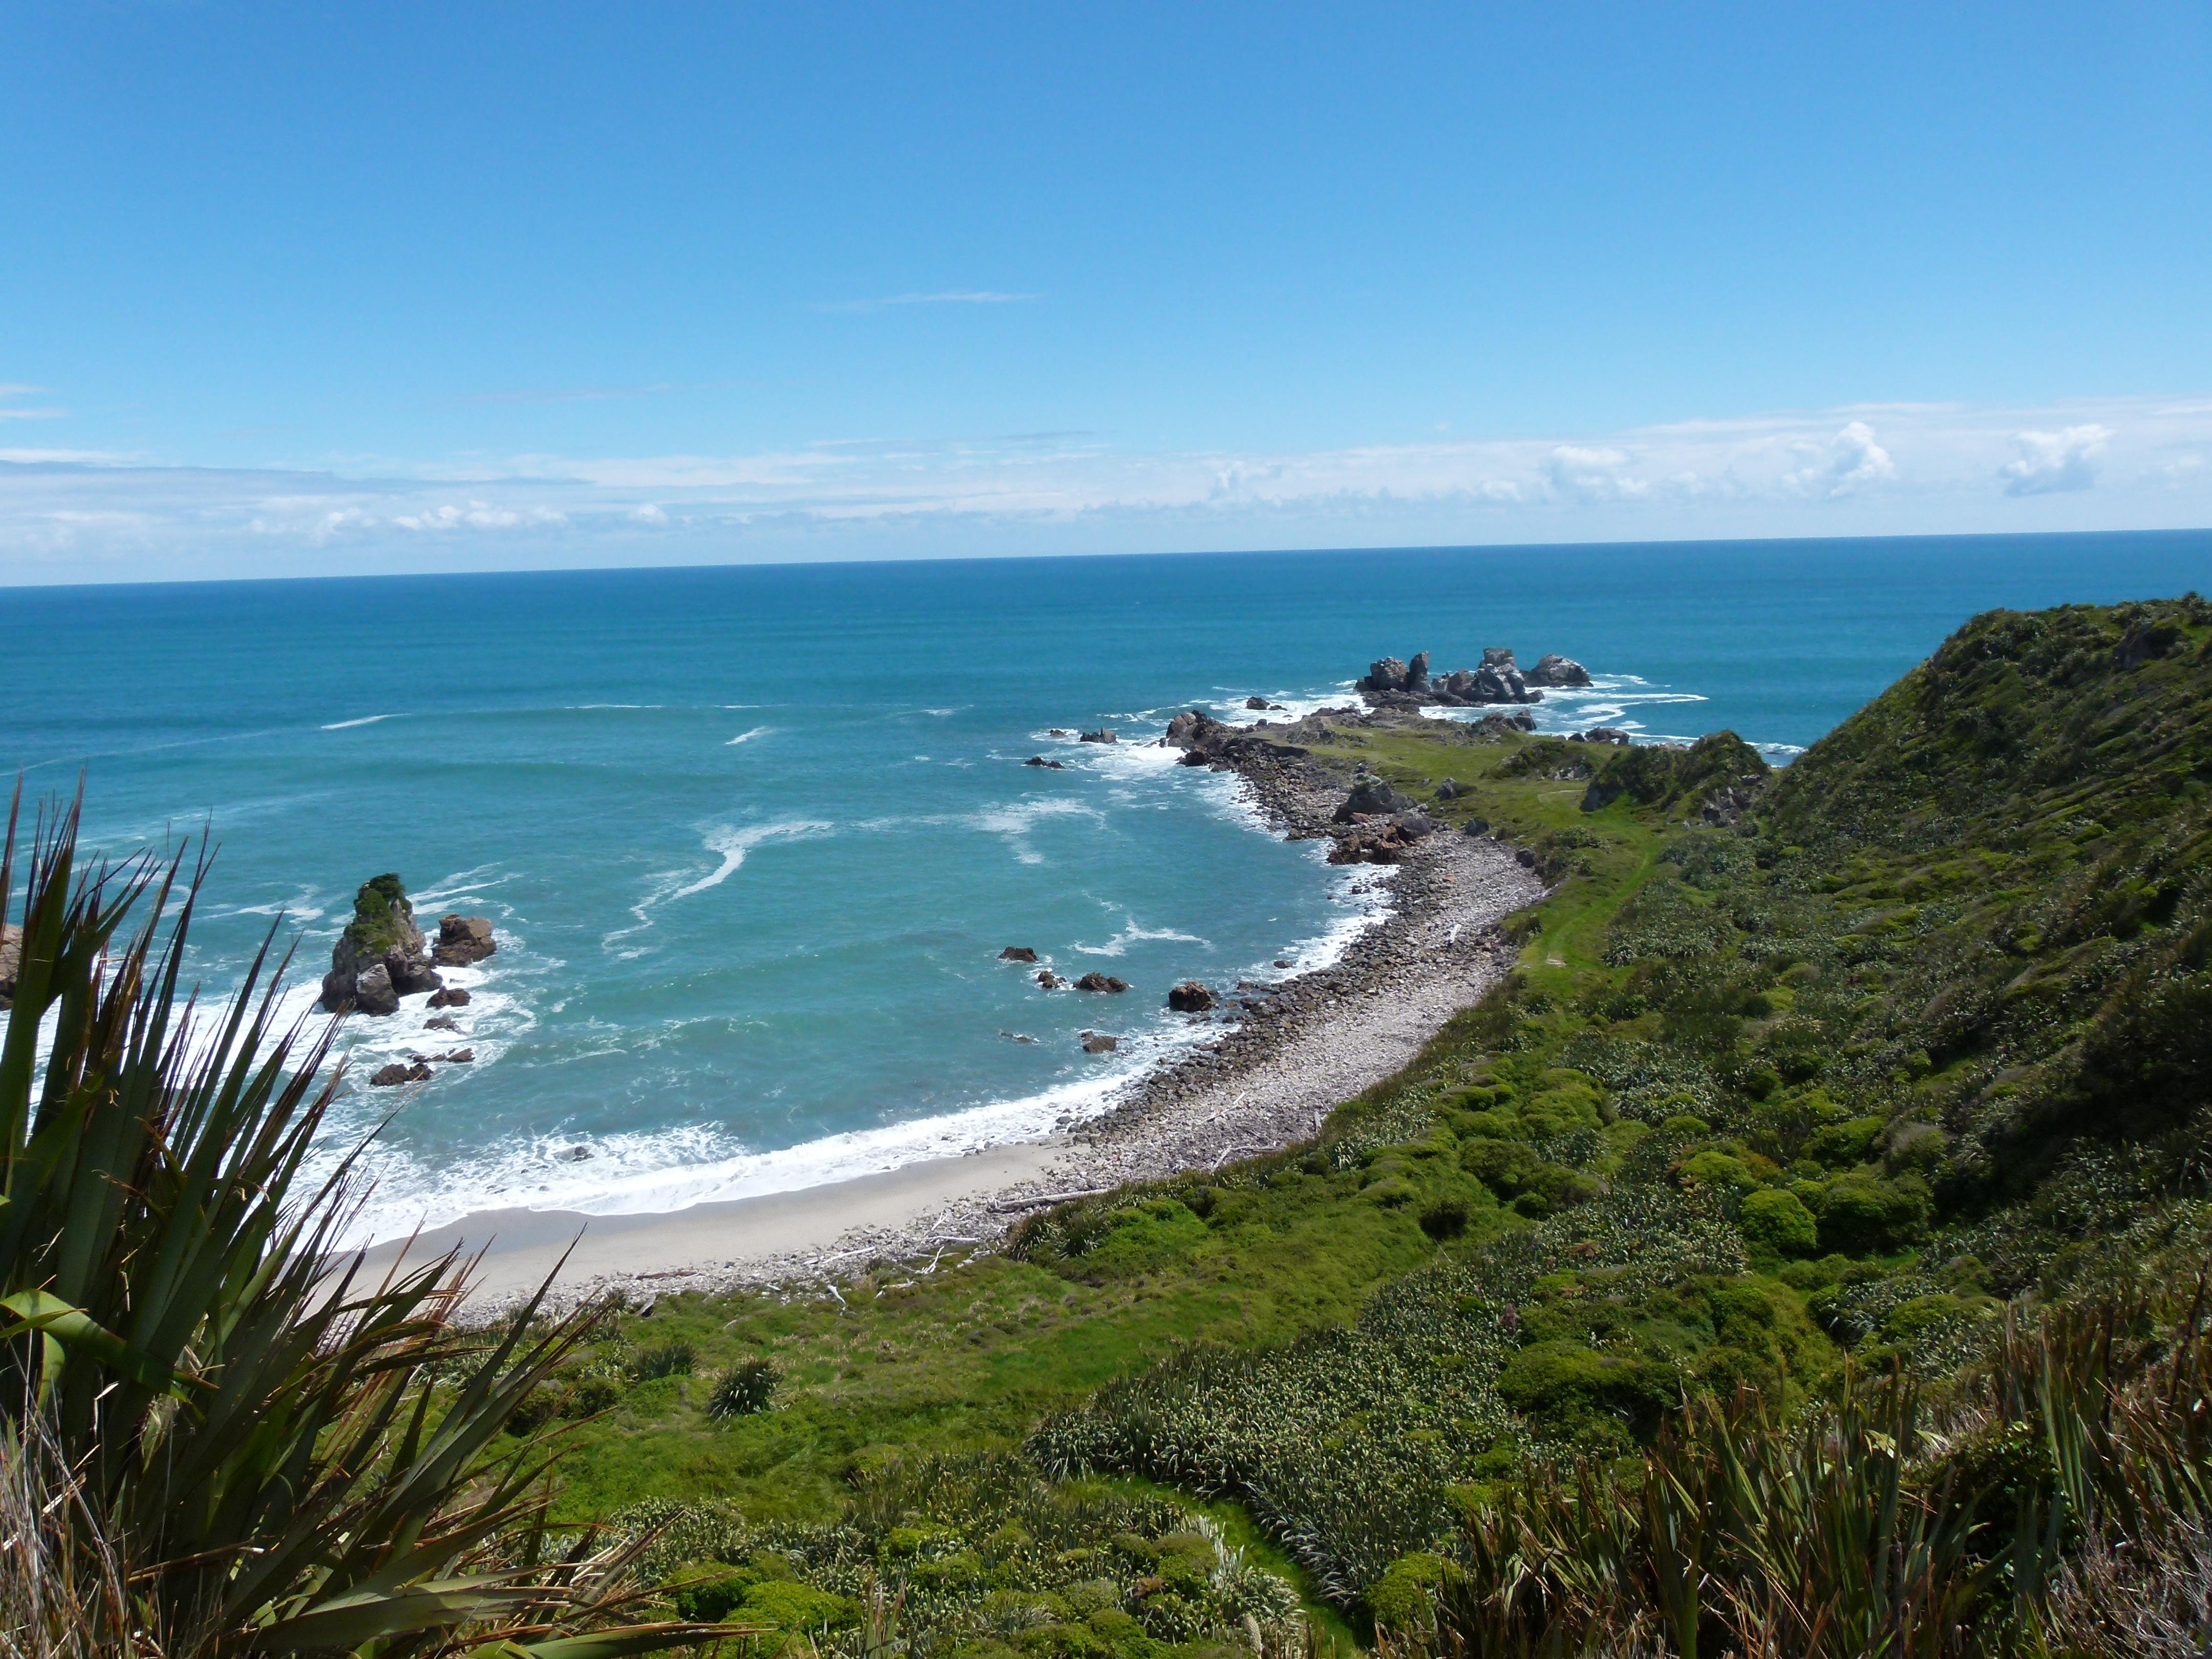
[1273,958,1294,968]
[1245,695,1270,709]
[426,986,472,1009]
[1360,656,1413,694]
[1037,970,1067,989]
[433,913,497,967]
[1335,774,1411,820]
[1023,756,1066,769]
[1528,653,1593,687]
[320,874,442,1013]
[1583,726,1631,745]
[1406,650,1431,692]
[1392,810,1436,839]
[1081,1032,1119,1054]
[1435,778,1465,799]
[999,946,1039,963]
[1166,981,1216,1013]
[425,1014,461,1032]
[437,1048,475,1064]
[1079,729,1117,743]
[368,1059,432,1087]
[352,963,400,1017]
[1073,972,1129,993]
[0,923,18,1009]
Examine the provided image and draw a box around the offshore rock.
[999,946,1039,963]
[1528,653,1593,687]
[427,985,472,1008]
[1245,695,1270,709]
[368,1059,432,1087]
[1079,729,1118,743]
[1074,972,1130,993]
[1023,755,1066,769]
[320,874,442,1014]
[1081,1031,1120,1053]
[351,963,400,1017]
[433,913,497,966]
[1037,970,1067,989]
[1167,981,1216,1013]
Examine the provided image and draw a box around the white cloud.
[1999,424,2109,496]
[5,395,2210,582]
[1783,420,1896,500]
[390,501,567,532]
[0,407,66,421]
[1543,445,1649,502]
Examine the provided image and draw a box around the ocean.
[4,530,2206,1242]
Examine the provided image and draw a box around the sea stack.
[320,874,443,1014]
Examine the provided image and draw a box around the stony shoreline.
[448,707,1544,1314]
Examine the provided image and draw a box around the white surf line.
[322,713,399,730]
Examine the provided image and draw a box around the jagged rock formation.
[320,875,442,1015]
[1166,981,1216,1013]
[433,914,497,966]
[1358,648,1551,708]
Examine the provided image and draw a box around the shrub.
[1494,1342,1677,1449]
[708,1357,780,1419]
[1419,1195,1474,1241]
[634,1338,697,1379]
[1739,1187,1820,1256]
[1369,1551,1454,1630]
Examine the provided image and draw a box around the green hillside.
[535,597,2212,1657]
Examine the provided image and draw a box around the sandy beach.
[363,710,1544,1312]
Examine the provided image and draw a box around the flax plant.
[0,785,741,1657]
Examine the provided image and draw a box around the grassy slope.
[543,597,2212,1638]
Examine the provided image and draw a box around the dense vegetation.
[536,597,2211,1656]
[0,795,733,1656]
[5,595,2207,1656]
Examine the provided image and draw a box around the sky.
[3,1,2209,584]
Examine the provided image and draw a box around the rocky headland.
[1357,646,1590,710]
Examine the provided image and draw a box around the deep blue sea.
[4,531,2206,1241]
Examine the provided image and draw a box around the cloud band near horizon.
[3,395,2209,584]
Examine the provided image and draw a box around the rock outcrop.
[1357,648,1550,709]
[368,1060,432,1087]
[1023,756,1066,769]
[1527,653,1593,687]
[320,875,442,1015]
[999,946,1039,963]
[1079,729,1117,744]
[1081,1032,1119,1053]
[427,986,472,1009]
[433,913,497,966]
[1573,727,1631,745]
[1073,972,1130,993]
[1334,773,1412,820]
[1166,981,1216,1013]
[1037,970,1067,989]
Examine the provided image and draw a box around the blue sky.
[4,1,2209,582]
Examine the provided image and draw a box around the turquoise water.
[4,530,2206,1240]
